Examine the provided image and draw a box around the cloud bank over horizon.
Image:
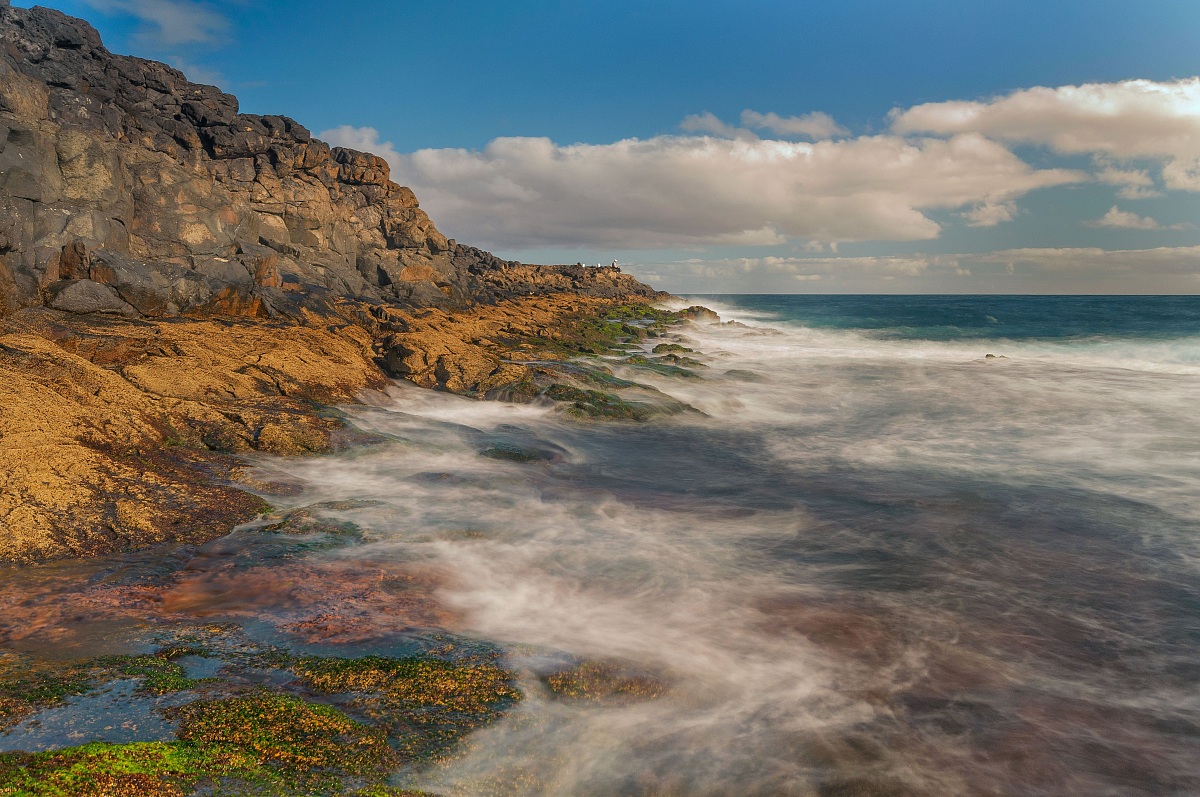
[637,246,1200,294]
[322,76,1199,292]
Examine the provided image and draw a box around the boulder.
[89,251,213,316]
[46,279,138,316]
[679,306,720,323]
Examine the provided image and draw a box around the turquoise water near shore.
[253,294,1199,795]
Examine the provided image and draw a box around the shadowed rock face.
[0,3,659,320]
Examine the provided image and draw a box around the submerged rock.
[679,305,720,322]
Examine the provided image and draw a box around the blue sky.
[27,0,1200,292]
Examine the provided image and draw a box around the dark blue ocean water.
[689,294,1200,342]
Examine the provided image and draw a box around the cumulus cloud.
[656,254,951,280]
[1095,162,1162,199]
[740,110,848,139]
[680,110,847,140]
[320,125,404,166]
[890,78,1200,191]
[1086,206,1191,231]
[320,77,1200,253]
[679,112,750,140]
[960,201,1018,227]
[324,125,1078,250]
[84,0,230,47]
[660,246,1200,277]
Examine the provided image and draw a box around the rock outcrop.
[0,2,660,320]
[0,2,673,564]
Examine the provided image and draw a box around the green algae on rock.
[542,661,669,704]
[652,343,694,354]
[0,613,525,795]
[0,650,522,795]
[174,691,397,777]
[543,384,656,421]
[291,656,521,762]
[0,650,210,733]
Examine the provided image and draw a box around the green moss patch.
[542,661,668,704]
[292,656,520,761]
[0,741,210,797]
[92,654,204,695]
[0,693,401,796]
[174,691,396,776]
[0,643,524,795]
[622,355,701,379]
[0,658,92,724]
[543,384,652,421]
[0,651,204,732]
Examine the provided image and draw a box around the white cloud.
[982,245,1200,274]
[1087,206,1191,230]
[320,125,404,167]
[1096,165,1153,187]
[960,200,1018,227]
[1116,185,1164,200]
[320,79,1199,255]
[651,254,945,281]
[84,0,230,47]
[1095,163,1163,199]
[740,110,847,139]
[890,78,1200,191]
[679,110,847,141]
[679,112,750,140]
[324,126,1078,250]
[1089,206,1163,230]
[166,55,222,87]
[637,246,1200,292]
[656,246,1200,279]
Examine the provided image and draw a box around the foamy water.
[245,296,1200,796]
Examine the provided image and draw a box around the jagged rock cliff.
[0,1,677,564]
[0,1,657,320]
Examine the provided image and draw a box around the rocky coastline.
[0,1,699,566]
[0,7,713,789]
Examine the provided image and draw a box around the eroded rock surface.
[0,2,670,564]
[0,3,659,317]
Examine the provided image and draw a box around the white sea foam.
[247,306,1200,796]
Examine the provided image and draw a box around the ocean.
[252,294,1200,796]
[4,295,1199,795]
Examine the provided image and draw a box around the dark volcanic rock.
[46,279,137,316]
[0,2,661,321]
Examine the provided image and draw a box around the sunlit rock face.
[0,3,660,319]
[0,0,668,564]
